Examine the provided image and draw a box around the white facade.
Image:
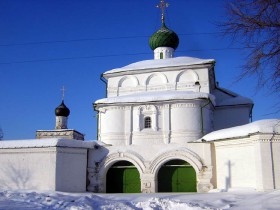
[88,55,254,193]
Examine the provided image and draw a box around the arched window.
[144,116,151,128]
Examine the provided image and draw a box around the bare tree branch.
[220,0,280,95]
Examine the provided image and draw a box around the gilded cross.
[156,0,169,23]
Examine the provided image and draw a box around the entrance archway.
[158,159,197,192]
[106,161,141,193]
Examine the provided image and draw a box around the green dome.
[149,23,179,51]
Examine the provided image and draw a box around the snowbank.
[95,90,215,105]
[0,190,280,210]
[0,138,96,149]
[104,56,215,74]
[199,119,280,142]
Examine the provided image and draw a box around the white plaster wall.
[272,141,280,189]
[100,108,125,133]
[0,146,88,192]
[202,106,214,135]
[99,107,126,145]
[214,106,251,130]
[0,148,56,191]
[255,136,280,191]
[170,100,212,143]
[55,147,88,192]
[214,140,257,190]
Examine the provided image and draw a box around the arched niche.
[145,73,168,86]
[118,76,139,88]
[175,70,199,83]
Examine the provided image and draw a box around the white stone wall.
[255,134,280,190]
[213,134,280,191]
[0,147,56,191]
[55,147,88,192]
[0,145,88,192]
[214,139,257,190]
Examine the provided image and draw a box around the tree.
[220,0,280,94]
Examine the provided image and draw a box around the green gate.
[158,159,197,192]
[106,161,141,193]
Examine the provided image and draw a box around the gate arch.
[158,159,197,192]
[99,151,145,193]
[149,148,204,192]
[106,160,141,193]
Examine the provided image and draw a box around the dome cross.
[61,86,66,101]
[156,0,169,24]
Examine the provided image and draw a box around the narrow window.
[160,52,163,59]
[144,117,151,128]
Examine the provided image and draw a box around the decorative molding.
[171,103,197,108]
[36,130,84,140]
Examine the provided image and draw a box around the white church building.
[0,2,279,193]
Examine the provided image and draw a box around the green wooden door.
[106,161,141,193]
[158,160,197,192]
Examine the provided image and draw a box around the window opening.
[160,52,163,59]
[144,117,151,128]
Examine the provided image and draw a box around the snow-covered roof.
[199,119,280,142]
[104,56,215,75]
[217,95,253,106]
[95,91,215,105]
[212,88,253,106]
[0,138,96,149]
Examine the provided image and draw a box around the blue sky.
[1,0,279,140]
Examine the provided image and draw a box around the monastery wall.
[0,139,91,192]
[213,133,280,191]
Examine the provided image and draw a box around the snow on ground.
[0,190,279,210]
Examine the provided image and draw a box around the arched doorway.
[158,159,197,192]
[106,161,141,193]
